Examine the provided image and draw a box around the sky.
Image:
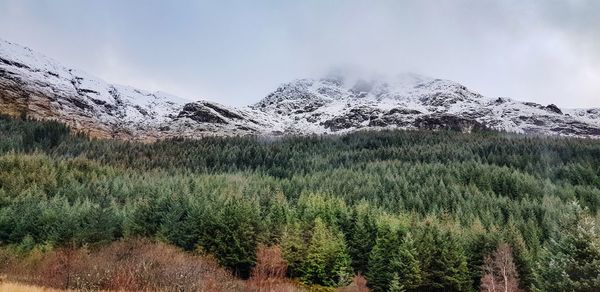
[0,0,599,108]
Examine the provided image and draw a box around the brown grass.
[0,281,73,292]
[0,239,242,291]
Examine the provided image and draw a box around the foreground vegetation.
[0,115,599,291]
[0,282,70,292]
[0,239,308,291]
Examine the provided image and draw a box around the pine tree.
[466,220,499,290]
[503,222,535,290]
[416,224,471,291]
[535,215,600,291]
[366,219,421,292]
[194,196,260,278]
[300,218,352,287]
[347,201,377,273]
[389,273,404,292]
[281,222,307,278]
[157,195,196,250]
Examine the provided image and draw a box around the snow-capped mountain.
[1,38,599,140]
[0,38,272,140]
[255,74,600,137]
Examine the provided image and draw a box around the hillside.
[0,115,599,291]
[2,38,600,140]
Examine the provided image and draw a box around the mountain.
[0,39,274,141]
[1,38,599,140]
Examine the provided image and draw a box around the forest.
[0,114,599,291]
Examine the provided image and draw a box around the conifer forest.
[0,115,599,291]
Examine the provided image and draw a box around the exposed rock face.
[1,38,600,140]
[178,103,230,124]
[0,64,115,139]
[414,115,485,133]
[544,104,563,115]
[322,107,382,131]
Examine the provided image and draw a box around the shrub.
[1,239,242,291]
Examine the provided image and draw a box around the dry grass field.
[0,281,73,292]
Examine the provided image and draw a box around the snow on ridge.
[0,38,190,114]
[2,37,600,139]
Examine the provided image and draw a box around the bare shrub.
[480,243,521,292]
[75,239,240,291]
[246,244,305,292]
[337,274,369,292]
[251,245,288,281]
[0,246,59,286]
[35,248,78,289]
[1,239,242,291]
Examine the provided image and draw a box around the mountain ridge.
[1,38,599,140]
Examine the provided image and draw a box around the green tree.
[157,195,196,250]
[535,215,600,291]
[195,196,261,278]
[389,273,404,292]
[347,201,377,273]
[465,221,499,290]
[367,218,421,292]
[281,221,306,278]
[300,218,353,287]
[416,224,471,291]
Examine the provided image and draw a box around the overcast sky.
[0,0,598,108]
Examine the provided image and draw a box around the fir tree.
[367,218,421,292]
[416,224,471,291]
[389,273,404,292]
[300,218,352,287]
[535,215,600,291]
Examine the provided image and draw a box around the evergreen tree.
[347,201,377,273]
[389,273,404,292]
[123,198,161,237]
[535,215,600,291]
[503,222,535,290]
[466,221,499,290]
[157,195,196,250]
[416,224,471,291]
[367,218,421,291]
[299,218,352,287]
[281,222,306,278]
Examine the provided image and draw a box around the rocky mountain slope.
[1,38,599,140]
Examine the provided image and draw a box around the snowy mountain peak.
[1,38,600,140]
[253,73,483,117]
